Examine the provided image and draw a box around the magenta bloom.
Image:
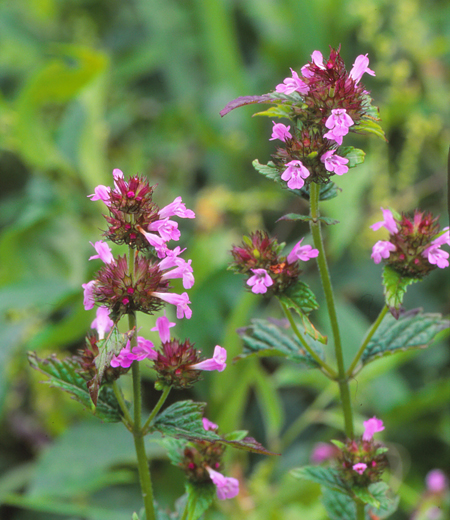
[270,122,292,142]
[190,346,227,372]
[320,150,349,176]
[363,416,385,441]
[423,227,450,268]
[110,340,134,368]
[131,337,158,361]
[370,208,399,235]
[426,469,448,493]
[353,463,367,475]
[246,268,274,294]
[281,160,310,189]
[148,219,181,242]
[287,238,319,264]
[207,468,239,500]
[153,291,192,319]
[371,240,396,264]
[82,280,96,310]
[91,306,114,340]
[151,313,176,343]
[324,109,354,146]
[310,442,337,464]
[138,228,169,258]
[89,241,114,264]
[159,196,195,220]
[349,54,375,84]
[202,417,219,431]
[301,50,325,77]
[161,258,195,289]
[275,68,309,95]
[88,185,111,205]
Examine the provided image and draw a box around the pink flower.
[246,268,274,294]
[112,168,124,181]
[157,247,186,270]
[426,469,448,493]
[310,443,337,464]
[82,280,96,310]
[370,208,399,235]
[151,313,176,343]
[190,346,227,372]
[275,68,309,95]
[363,416,385,441]
[88,185,111,205]
[153,291,192,319]
[423,228,450,269]
[353,463,367,475]
[301,50,325,77]
[148,219,181,242]
[270,122,292,142]
[281,160,310,189]
[203,418,218,431]
[159,196,195,220]
[161,258,195,289]
[287,238,319,264]
[320,150,349,176]
[89,241,114,264]
[371,240,396,264]
[324,109,354,146]
[91,306,113,340]
[206,468,239,500]
[131,337,158,361]
[138,228,169,258]
[110,340,134,368]
[349,54,375,84]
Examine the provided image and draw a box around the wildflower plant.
[222,47,450,519]
[28,170,273,520]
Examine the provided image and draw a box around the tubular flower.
[203,418,219,431]
[281,160,311,189]
[91,306,114,340]
[324,109,354,145]
[349,54,375,84]
[246,268,274,294]
[353,463,367,475]
[190,346,227,372]
[275,68,309,95]
[206,468,239,500]
[89,241,115,264]
[362,417,385,441]
[286,238,319,264]
[270,122,292,142]
[320,150,349,176]
[371,209,449,277]
[151,313,176,343]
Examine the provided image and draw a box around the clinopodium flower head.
[371,208,449,277]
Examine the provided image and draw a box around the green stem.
[112,380,134,429]
[180,501,189,520]
[356,501,365,520]
[347,305,389,377]
[142,385,172,434]
[281,302,337,379]
[309,182,354,439]
[129,310,156,520]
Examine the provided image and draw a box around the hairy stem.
[143,385,172,434]
[112,380,134,429]
[309,182,354,439]
[347,305,389,377]
[356,501,365,519]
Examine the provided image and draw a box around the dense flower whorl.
[371,208,449,277]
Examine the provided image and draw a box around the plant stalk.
[309,182,354,439]
[143,385,172,434]
[356,501,365,519]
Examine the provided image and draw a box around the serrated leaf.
[291,465,349,493]
[278,280,319,314]
[185,481,216,520]
[278,213,339,225]
[160,437,186,467]
[222,436,279,456]
[89,327,133,405]
[338,146,365,168]
[353,118,387,141]
[367,482,399,518]
[151,401,221,442]
[27,352,122,422]
[382,266,419,318]
[361,310,449,366]
[352,486,380,508]
[293,306,328,344]
[321,487,356,520]
[251,160,339,201]
[237,319,323,368]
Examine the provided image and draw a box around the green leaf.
[382,265,418,318]
[220,94,279,117]
[251,160,339,201]
[160,437,186,467]
[278,213,339,225]
[151,401,220,442]
[223,430,248,442]
[338,146,366,168]
[352,486,380,508]
[331,439,345,450]
[361,310,449,366]
[287,304,328,345]
[222,435,279,455]
[131,514,140,520]
[27,352,123,422]
[353,117,387,141]
[253,104,293,118]
[89,327,133,405]
[185,481,216,520]
[321,487,355,520]
[367,482,399,519]
[278,280,320,314]
[237,319,323,368]
[290,465,349,493]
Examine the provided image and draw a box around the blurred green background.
[0,0,449,518]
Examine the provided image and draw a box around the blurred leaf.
[278,280,319,314]
[237,318,323,367]
[382,265,418,318]
[353,118,387,141]
[253,104,293,118]
[252,363,284,439]
[296,308,328,345]
[361,310,449,366]
[28,352,123,422]
[352,486,380,508]
[222,435,278,456]
[220,95,276,117]
[321,486,355,520]
[338,146,365,168]
[291,465,349,493]
[185,481,216,520]
[160,437,186,467]
[278,213,339,225]
[366,482,399,518]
